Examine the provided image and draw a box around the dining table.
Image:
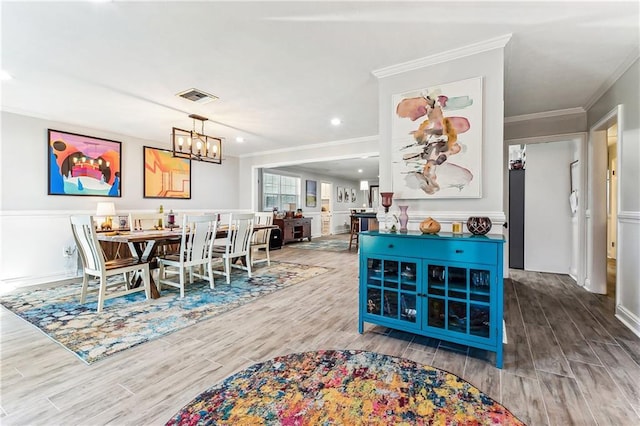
[97,224,278,299]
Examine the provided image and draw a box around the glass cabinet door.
[364,256,419,328]
[424,262,494,342]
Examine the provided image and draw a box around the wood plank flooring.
[1,235,639,425]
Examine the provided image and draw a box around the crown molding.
[372,34,512,79]
[583,49,639,111]
[504,107,586,124]
[240,135,378,159]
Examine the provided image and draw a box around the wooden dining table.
[97,225,278,299]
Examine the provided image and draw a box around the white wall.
[524,141,574,273]
[587,59,640,336]
[376,47,507,233]
[0,111,241,288]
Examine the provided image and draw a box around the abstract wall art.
[392,76,483,199]
[143,146,191,199]
[48,129,122,197]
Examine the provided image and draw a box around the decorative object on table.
[391,77,483,199]
[466,216,492,235]
[143,146,191,199]
[167,209,176,228]
[48,129,121,197]
[380,192,394,231]
[452,221,463,234]
[171,113,222,164]
[118,215,129,230]
[295,208,303,218]
[419,217,441,234]
[96,201,116,231]
[305,179,317,207]
[166,350,524,426]
[0,261,330,364]
[398,205,409,232]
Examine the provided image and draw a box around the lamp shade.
[360,180,369,191]
[96,202,116,217]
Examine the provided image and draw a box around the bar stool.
[349,213,360,251]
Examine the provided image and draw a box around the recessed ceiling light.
[236,137,244,143]
[0,70,12,81]
[331,118,341,126]
[358,169,363,173]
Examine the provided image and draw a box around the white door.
[524,141,574,273]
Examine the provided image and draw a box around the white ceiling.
[2,1,638,182]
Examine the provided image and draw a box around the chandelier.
[172,114,223,164]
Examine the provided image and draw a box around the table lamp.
[96,202,116,231]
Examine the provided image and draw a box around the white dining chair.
[251,212,274,266]
[211,213,254,284]
[157,214,218,297]
[70,215,151,312]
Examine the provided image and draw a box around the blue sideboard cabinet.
[358,231,506,368]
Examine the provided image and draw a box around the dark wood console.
[274,217,312,244]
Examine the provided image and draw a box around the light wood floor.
[1,235,639,425]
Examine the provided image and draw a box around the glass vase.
[398,205,409,232]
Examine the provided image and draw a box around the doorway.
[587,106,621,298]
[321,182,332,236]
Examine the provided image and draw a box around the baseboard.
[0,272,81,294]
[615,305,640,338]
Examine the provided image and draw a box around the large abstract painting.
[392,76,483,199]
[48,129,122,197]
[143,146,191,199]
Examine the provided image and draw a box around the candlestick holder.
[380,192,394,232]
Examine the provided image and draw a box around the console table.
[358,230,505,368]
[274,217,312,244]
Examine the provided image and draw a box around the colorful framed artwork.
[143,146,191,199]
[305,180,317,207]
[392,76,483,199]
[48,129,122,197]
[337,186,344,203]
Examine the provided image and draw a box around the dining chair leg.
[207,262,215,290]
[246,254,252,278]
[224,257,231,284]
[158,262,164,293]
[80,273,89,304]
[179,268,185,298]
[97,275,107,313]
[265,246,271,266]
[142,267,151,299]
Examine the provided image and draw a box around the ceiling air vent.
[176,88,219,104]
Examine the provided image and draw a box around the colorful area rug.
[0,261,329,364]
[290,237,351,252]
[167,350,525,425]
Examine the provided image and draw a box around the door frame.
[587,105,622,297]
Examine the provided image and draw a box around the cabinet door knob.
[455,249,464,253]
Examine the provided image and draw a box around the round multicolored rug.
[166,350,525,425]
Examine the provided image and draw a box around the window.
[263,172,300,212]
